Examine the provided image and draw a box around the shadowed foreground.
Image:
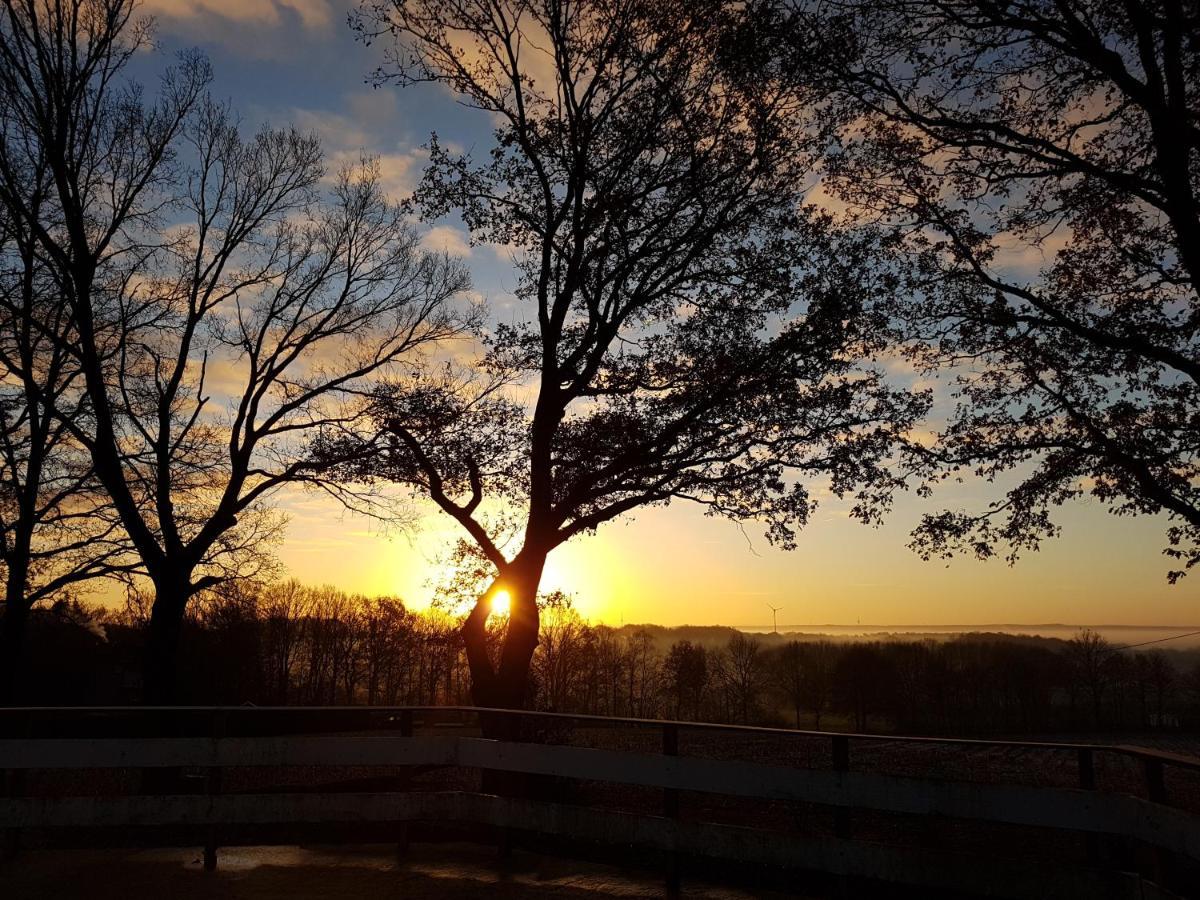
[3,707,1198,897]
[0,843,786,899]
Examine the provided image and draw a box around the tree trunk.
[462,551,547,713]
[143,569,193,705]
[0,567,30,706]
[0,511,35,704]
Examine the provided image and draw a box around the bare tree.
[344,0,927,708]
[0,130,134,702]
[1064,629,1116,727]
[772,640,806,728]
[722,632,765,724]
[824,0,1200,580]
[804,641,837,729]
[592,626,627,716]
[259,580,311,704]
[615,628,658,718]
[0,0,471,700]
[360,595,412,705]
[298,587,364,704]
[531,594,593,712]
[1143,650,1176,727]
[664,640,709,721]
[834,642,895,732]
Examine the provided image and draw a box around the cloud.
[347,90,400,129]
[314,147,421,200]
[279,99,425,200]
[140,0,343,59]
[421,225,472,258]
[142,0,334,30]
[990,227,1072,279]
[290,107,376,152]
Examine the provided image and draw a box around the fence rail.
[4,704,1200,772]
[1,706,1198,899]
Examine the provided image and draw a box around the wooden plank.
[0,792,447,828]
[0,736,460,770]
[0,791,1153,900]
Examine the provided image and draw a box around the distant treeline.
[13,582,1200,735]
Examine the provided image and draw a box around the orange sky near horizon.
[271,485,1199,628]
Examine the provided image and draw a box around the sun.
[491,589,511,617]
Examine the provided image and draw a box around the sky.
[123,0,1199,629]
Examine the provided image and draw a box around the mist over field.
[734,624,1200,648]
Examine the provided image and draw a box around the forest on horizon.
[15,582,1200,740]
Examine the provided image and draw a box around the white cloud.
[290,107,376,152]
[320,148,422,200]
[284,98,427,200]
[421,225,472,258]
[347,90,400,128]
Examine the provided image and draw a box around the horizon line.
[702,623,1200,630]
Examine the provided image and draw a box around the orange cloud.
[142,0,333,30]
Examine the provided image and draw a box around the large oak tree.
[346,0,928,708]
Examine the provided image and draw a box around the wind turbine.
[767,603,783,635]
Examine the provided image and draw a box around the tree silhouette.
[1064,628,1117,728]
[0,0,470,701]
[0,193,134,702]
[825,0,1200,580]
[721,632,766,724]
[664,640,709,721]
[344,0,928,708]
[772,640,807,728]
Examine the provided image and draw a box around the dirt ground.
[0,843,796,900]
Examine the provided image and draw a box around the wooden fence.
[1,706,1198,898]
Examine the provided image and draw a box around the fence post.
[1077,748,1101,866]
[1,764,17,860]
[832,735,851,839]
[662,723,680,895]
[1142,757,1167,803]
[496,709,518,862]
[1141,756,1173,889]
[203,710,226,872]
[396,709,414,860]
[830,735,853,899]
[0,712,23,859]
